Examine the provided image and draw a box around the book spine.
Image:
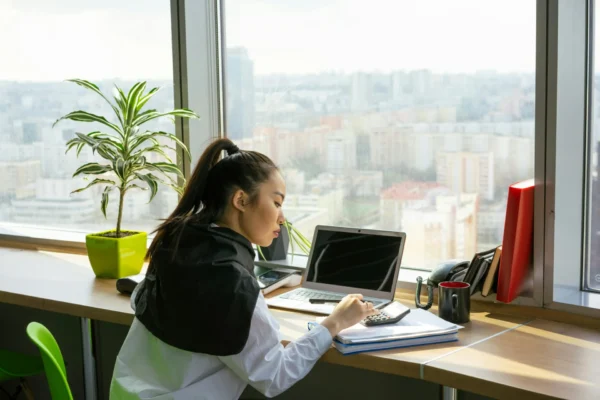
[496,186,520,303]
[506,186,534,301]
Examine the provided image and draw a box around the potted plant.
[257,221,312,261]
[53,79,199,278]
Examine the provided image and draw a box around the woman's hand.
[320,294,378,338]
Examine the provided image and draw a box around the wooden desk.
[269,301,529,380]
[0,248,134,325]
[425,318,600,399]
[1,247,600,399]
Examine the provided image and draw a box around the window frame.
[542,0,600,317]
[0,0,222,251]
[3,0,600,312]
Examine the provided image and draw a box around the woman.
[110,138,377,399]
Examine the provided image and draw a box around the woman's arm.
[218,294,332,398]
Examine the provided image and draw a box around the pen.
[309,299,342,304]
[308,299,376,305]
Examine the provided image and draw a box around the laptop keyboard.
[280,288,344,302]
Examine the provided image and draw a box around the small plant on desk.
[53,79,199,279]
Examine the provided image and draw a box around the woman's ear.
[232,189,248,212]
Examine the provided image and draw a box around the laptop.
[266,225,406,315]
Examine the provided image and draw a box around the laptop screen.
[304,229,403,292]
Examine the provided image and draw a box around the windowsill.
[0,223,431,286]
[0,222,154,251]
[0,222,88,246]
[553,284,600,310]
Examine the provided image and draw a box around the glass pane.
[224,0,535,269]
[588,2,600,290]
[0,1,176,235]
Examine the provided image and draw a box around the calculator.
[361,301,411,326]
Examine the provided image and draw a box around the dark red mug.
[438,281,470,324]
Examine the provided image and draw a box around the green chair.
[0,347,44,399]
[26,322,73,400]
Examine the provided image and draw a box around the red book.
[496,179,535,303]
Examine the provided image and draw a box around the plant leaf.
[66,79,123,126]
[73,162,112,177]
[136,87,160,112]
[145,162,184,179]
[289,225,295,258]
[76,142,86,157]
[71,178,115,194]
[75,132,98,147]
[95,143,117,162]
[101,186,112,218]
[130,131,191,160]
[257,246,266,261]
[126,82,147,126]
[132,109,199,127]
[125,183,147,191]
[114,157,126,181]
[133,145,174,164]
[93,135,124,152]
[113,85,128,120]
[151,173,184,195]
[130,109,157,127]
[134,172,158,202]
[53,110,123,137]
[65,140,83,154]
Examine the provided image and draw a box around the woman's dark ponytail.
[147,137,277,260]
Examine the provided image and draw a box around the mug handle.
[451,293,458,322]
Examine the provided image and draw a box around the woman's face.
[239,171,286,247]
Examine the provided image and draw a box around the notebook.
[314,308,461,354]
[481,246,502,297]
[497,179,534,303]
[463,248,496,294]
[331,332,458,355]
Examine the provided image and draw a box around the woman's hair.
[147,138,278,258]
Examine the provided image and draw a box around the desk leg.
[442,386,457,400]
[81,318,97,400]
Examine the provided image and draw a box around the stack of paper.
[317,309,462,355]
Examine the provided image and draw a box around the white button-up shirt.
[110,292,333,399]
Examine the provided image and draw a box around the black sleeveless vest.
[134,224,260,356]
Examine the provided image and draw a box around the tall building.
[392,71,408,102]
[10,179,96,225]
[326,130,357,173]
[379,181,478,269]
[226,47,255,140]
[436,151,495,201]
[0,160,40,201]
[379,181,443,231]
[351,72,372,111]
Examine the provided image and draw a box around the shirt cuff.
[308,324,334,354]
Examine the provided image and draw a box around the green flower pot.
[85,230,147,279]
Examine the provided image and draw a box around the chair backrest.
[26,322,73,400]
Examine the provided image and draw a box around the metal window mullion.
[534,0,550,307]
[582,0,596,292]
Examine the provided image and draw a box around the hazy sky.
[1,0,537,81]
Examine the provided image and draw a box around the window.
[0,1,175,235]
[588,1,600,292]
[223,0,536,269]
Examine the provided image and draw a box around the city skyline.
[0,0,540,81]
[0,0,549,271]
